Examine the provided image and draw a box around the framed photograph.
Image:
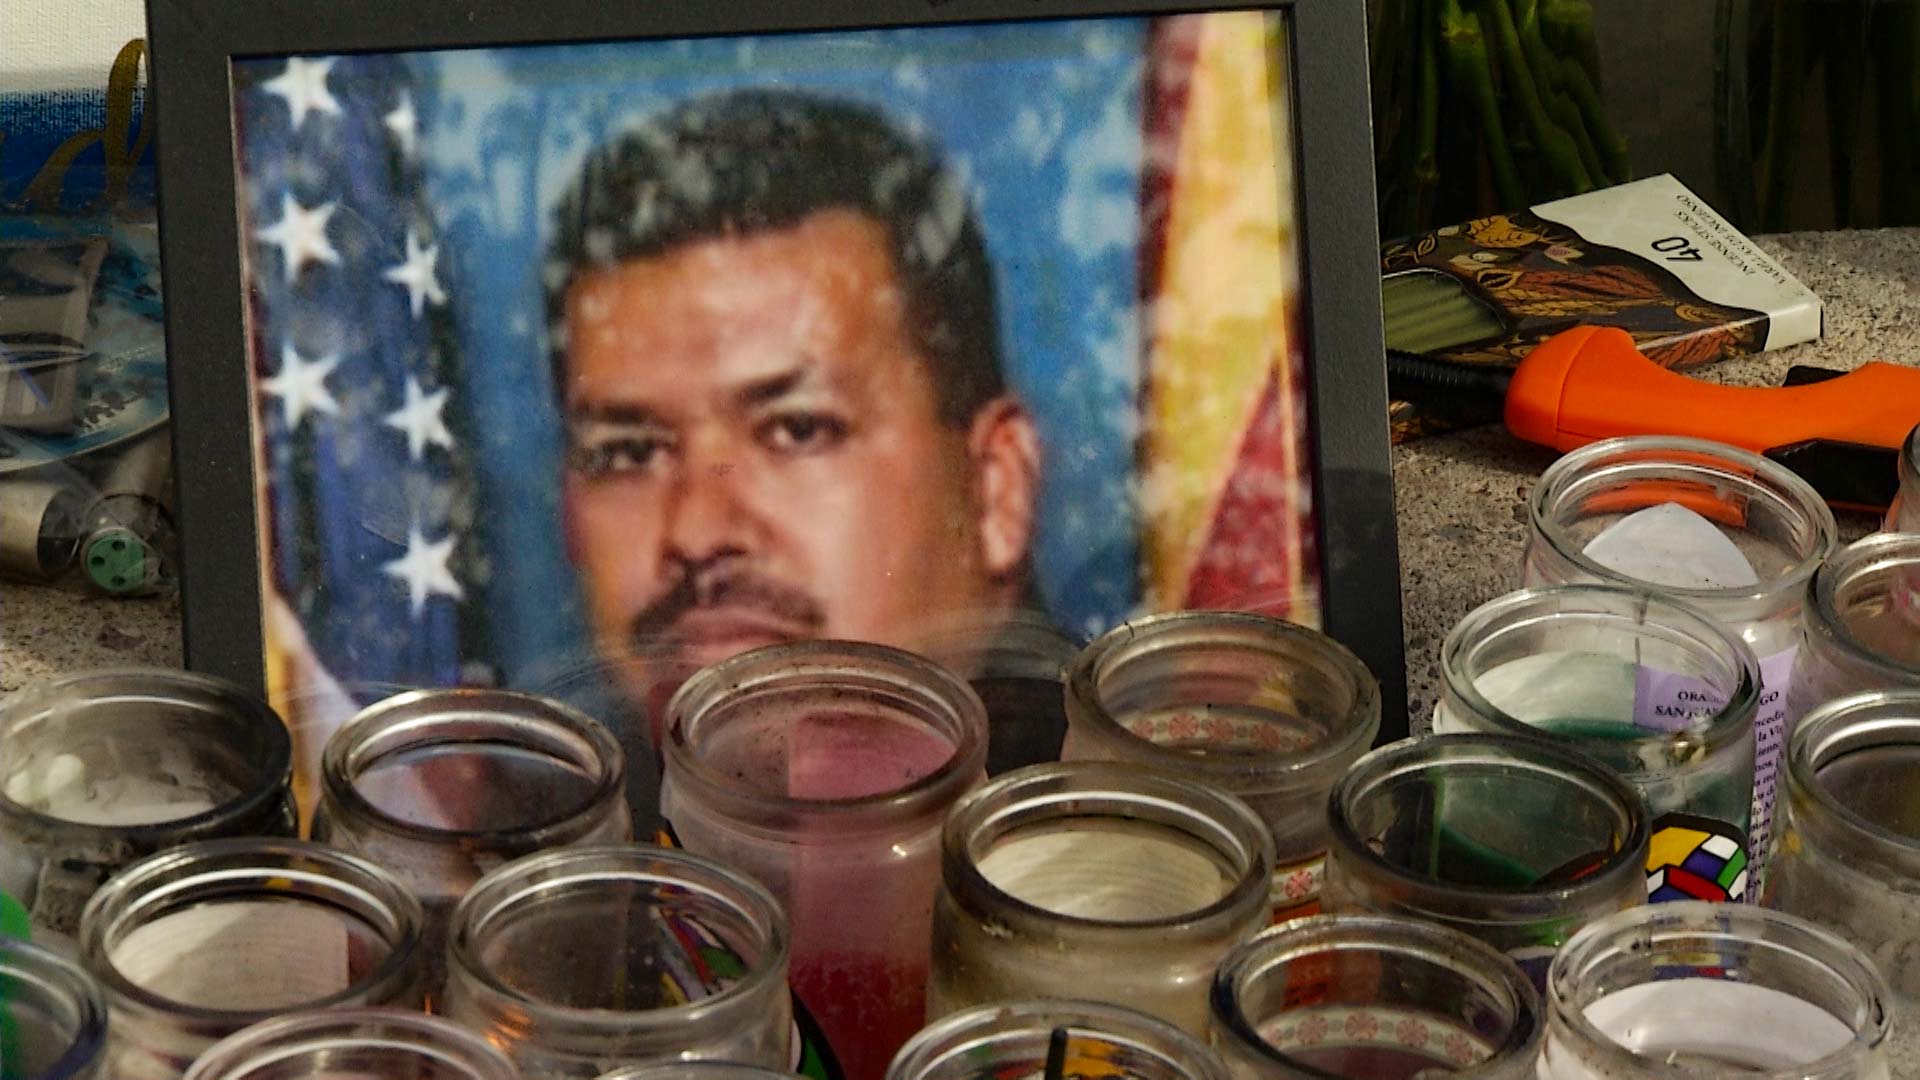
[148,0,1406,805]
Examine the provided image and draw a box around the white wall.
[1,0,146,92]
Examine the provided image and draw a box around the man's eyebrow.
[734,367,814,409]
[566,401,666,426]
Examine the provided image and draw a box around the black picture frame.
[146,0,1409,740]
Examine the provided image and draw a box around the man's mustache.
[627,561,827,648]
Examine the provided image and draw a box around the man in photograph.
[545,88,1046,726]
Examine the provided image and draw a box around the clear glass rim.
[77,838,424,1024]
[1209,913,1543,1076]
[888,998,1228,1080]
[1440,584,1761,760]
[0,666,293,839]
[1064,611,1381,790]
[448,843,789,1033]
[1530,435,1837,604]
[0,935,110,1080]
[600,1064,798,1080]
[1326,733,1651,910]
[1810,533,1920,684]
[663,640,989,828]
[181,1007,519,1080]
[941,761,1275,935]
[1547,901,1891,1080]
[321,687,628,844]
[1788,689,1920,867]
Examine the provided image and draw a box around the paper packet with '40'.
[1382,174,1822,442]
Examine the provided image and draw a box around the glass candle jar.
[1525,436,1837,865]
[181,1009,521,1080]
[1888,423,1919,533]
[444,845,792,1078]
[1435,585,1759,902]
[1790,534,1920,720]
[76,839,424,1080]
[661,642,989,1080]
[1209,914,1543,1079]
[0,935,108,1080]
[927,762,1274,1037]
[312,688,631,1002]
[924,609,1082,777]
[0,669,297,946]
[1061,611,1379,923]
[1540,902,1891,1078]
[599,1067,795,1080]
[1322,735,1648,989]
[890,1000,1228,1080]
[1765,690,1920,1010]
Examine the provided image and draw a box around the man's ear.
[968,396,1041,581]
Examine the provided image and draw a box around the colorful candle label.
[1,889,24,1074]
[1646,812,1749,903]
[652,821,846,1080]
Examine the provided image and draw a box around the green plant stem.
[1539,0,1603,82]
[1414,0,1443,213]
[1557,57,1630,182]
[1514,0,1608,184]
[1444,0,1525,208]
[1481,0,1594,194]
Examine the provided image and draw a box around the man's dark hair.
[546,89,1006,427]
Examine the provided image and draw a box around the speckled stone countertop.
[4,228,1916,712]
[1396,227,1918,724]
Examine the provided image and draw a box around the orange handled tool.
[1387,326,1920,512]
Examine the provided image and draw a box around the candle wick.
[1044,1026,1069,1080]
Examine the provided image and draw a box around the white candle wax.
[1541,979,1886,1079]
[976,819,1235,921]
[5,750,220,827]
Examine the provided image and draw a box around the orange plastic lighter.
[1503,326,1920,511]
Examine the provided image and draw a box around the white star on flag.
[256,195,341,282]
[382,526,464,616]
[382,230,446,317]
[262,57,343,131]
[383,376,455,460]
[261,345,341,430]
[384,91,419,157]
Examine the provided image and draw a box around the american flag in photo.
[233,53,486,695]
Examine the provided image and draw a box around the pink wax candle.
[661,642,988,1080]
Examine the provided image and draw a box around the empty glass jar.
[181,1009,521,1080]
[1061,612,1380,922]
[1765,690,1920,1008]
[0,669,297,946]
[1889,423,1919,533]
[600,1066,795,1080]
[311,688,631,1002]
[1525,436,1837,863]
[76,839,424,1080]
[1540,902,1891,1078]
[1210,914,1543,1079]
[444,845,792,1077]
[1790,534,1920,721]
[927,762,1274,1036]
[661,641,988,1080]
[926,608,1082,777]
[1435,585,1759,902]
[890,1000,1228,1080]
[0,935,108,1080]
[1322,735,1648,989]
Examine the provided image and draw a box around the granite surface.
[3,228,1916,713]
